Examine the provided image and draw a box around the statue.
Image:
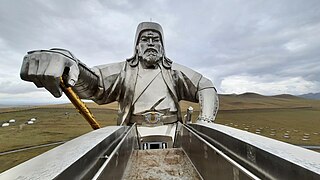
[20,22,219,126]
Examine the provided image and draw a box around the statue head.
[127,22,172,69]
[137,30,163,68]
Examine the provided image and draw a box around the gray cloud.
[1,0,320,105]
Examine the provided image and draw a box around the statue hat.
[133,22,164,47]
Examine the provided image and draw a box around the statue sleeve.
[89,62,126,104]
[71,62,100,100]
[172,63,219,122]
[197,76,219,122]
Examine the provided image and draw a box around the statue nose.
[147,39,154,46]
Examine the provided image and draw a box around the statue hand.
[20,50,79,97]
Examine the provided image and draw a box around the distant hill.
[216,92,319,111]
[220,92,300,99]
[75,92,317,112]
[3,92,319,113]
[236,92,266,98]
[299,92,320,100]
[271,94,302,99]
[220,92,265,98]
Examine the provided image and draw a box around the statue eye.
[153,38,160,42]
[140,37,148,42]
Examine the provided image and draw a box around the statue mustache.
[143,48,158,54]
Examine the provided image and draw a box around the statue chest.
[132,68,176,114]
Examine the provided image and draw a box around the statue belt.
[131,111,178,125]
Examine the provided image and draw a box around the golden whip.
[60,77,101,130]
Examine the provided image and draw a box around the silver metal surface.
[137,123,177,148]
[20,48,100,98]
[197,87,219,122]
[188,123,320,179]
[0,126,127,180]
[175,123,259,180]
[185,106,193,124]
[93,124,139,180]
[20,22,219,126]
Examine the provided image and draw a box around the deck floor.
[122,148,201,180]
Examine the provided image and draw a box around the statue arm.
[88,62,126,104]
[172,63,219,123]
[74,61,125,104]
[196,76,219,123]
[46,48,102,100]
[72,62,101,100]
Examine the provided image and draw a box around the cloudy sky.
[1,0,320,105]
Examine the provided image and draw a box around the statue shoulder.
[171,62,202,80]
[171,62,214,89]
[93,61,126,76]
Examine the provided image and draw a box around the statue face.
[137,30,163,68]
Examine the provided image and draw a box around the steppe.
[1,93,319,172]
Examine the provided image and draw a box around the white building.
[1,123,10,127]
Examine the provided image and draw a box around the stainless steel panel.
[0,126,127,180]
[94,125,139,180]
[188,123,320,180]
[175,123,258,180]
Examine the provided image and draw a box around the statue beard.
[139,48,162,68]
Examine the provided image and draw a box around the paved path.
[123,148,201,180]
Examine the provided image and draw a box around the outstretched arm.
[20,48,101,99]
[72,60,100,100]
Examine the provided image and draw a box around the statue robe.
[91,61,216,125]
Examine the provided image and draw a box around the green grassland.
[0,93,319,172]
[177,94,320,149]
[0,108,118,152]
[0,107,119,172]
[195,93,320,145]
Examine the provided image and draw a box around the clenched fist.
[20,48,79,97]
